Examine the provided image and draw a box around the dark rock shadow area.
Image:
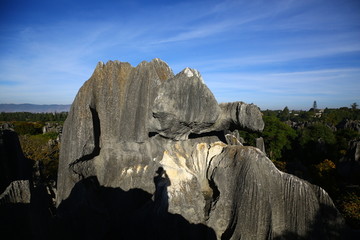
[54,176,216,240]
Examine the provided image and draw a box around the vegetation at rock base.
[239,104,360,229]
[13,121,43,135]
[19,133,60,181]
[1,112,65,182]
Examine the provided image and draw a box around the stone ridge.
[57,59,174,203]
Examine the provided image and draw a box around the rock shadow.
[0,130,32,193]
[153,167,170,215]
[55,175,216,240]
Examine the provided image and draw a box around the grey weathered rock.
[57,59,174,203]
[150,68,220,140]
[0,180,30,204]
[0,122,14,131]
[42,122,62,134]
[207,145,343,239]
[337,119,360,132]
[212,102,265,132]
[256,136,266,153]
[57,59,345,239]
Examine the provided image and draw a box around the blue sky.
[0,0,359,110]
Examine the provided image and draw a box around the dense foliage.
[0,111,68,122]
[13,121,43,135]
[1,115,64,182]
[261,115,297,160]
[240,105,360,229]
[19,133,60,181]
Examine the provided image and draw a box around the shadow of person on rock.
[55,174,216,240]
[153,167,171,216]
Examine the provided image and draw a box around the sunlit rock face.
[57,59,344,239]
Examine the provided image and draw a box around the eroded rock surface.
[150,68,220,140]
[57,59,345,239]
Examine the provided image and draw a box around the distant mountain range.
[0,104,71,113]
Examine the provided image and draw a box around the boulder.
[57,59,345,239]
[0,180,30,204]
[337,119,360,132]
[150,68,220,140]
[0,130,32,193]
[256,136,266,153]
[212,102,264,132]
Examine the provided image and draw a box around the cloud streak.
[204,67,360,109]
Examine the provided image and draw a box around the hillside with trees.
[0,112,67,183]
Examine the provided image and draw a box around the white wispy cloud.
[0,0,359,109]
[203,67,360,109]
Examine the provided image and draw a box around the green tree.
[278,106,290,121]
[0,112,68,122]
[261,116,297,160]
[351,102,358,110]
[295,110,315,122]
[321,107,355,125]
[296,122,336,164]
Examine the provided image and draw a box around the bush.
[13,122,43,135]
[337,190,360,229]
[19,133,59,180]
[261,116,297,160]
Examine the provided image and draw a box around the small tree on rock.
[351,102,358,110]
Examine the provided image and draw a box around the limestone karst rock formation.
[0,129,55,239]
[57,59,345,239]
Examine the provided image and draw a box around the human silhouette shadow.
[54,174,216,240]
[153,167,171,215]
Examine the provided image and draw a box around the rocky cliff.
[57,59,345,239]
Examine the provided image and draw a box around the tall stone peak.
[180,67,204,83]
[57,59,345,239]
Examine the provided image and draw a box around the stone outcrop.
[338,139,360,184]
[0,130,32,193]
[0,180,31,204]
[337,119,360,132]
[42,122,63,134]
[57,59,345,239]
[150,68,221,140]
[0,129,55,239]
